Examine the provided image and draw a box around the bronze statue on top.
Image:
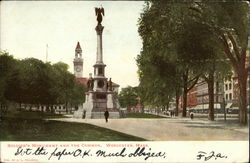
[95,7,105,25]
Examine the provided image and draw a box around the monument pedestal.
[74,91,120,119]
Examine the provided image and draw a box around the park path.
[51,117,249,141]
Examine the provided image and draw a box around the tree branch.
[227,32,241,61]
[187,76,199,92]
[187,74,200,85]
[202,74,209,82]
[182,69,189,88]
[241,47,247,66]
[219,34,238,69]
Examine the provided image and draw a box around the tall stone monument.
[74,7,120,119]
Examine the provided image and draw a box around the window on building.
[229,83,232,90]
[216,82,219,92]
[226,94,228,100]
[225,84,228,90]
[215,95,219,103]
[229,93,232,100]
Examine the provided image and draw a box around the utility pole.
[248,66,250,122]
[222,81,227,121]
[223,96,226,121]
[46,44,48,62]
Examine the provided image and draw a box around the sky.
[0,1,145,89]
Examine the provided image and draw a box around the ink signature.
[197,151,228,161]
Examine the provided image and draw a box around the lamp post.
[248,66,250,120]
[222,80,226,121]
[223,96,226,121]
[202,95,204,114]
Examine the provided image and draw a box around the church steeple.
[75,41,82,58]
[74,42,83,78]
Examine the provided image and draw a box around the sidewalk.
[51,116,249,141]
[146,112,249,133]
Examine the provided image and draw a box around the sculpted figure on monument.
[90,78,94,90]
[95,7,105,25]
[109,78,113,91]
[106,81,109,91]
[87,79,91,90]
[87,77,94,91]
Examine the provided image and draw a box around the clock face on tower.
[76,67,81,72]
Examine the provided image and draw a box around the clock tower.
[73,42,83,78]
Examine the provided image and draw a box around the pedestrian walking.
[104,110,109,123]
[190,112,194,120]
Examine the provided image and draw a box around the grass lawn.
[125,112,166,118]
[0,110,145,141]
[2,110,67,119]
